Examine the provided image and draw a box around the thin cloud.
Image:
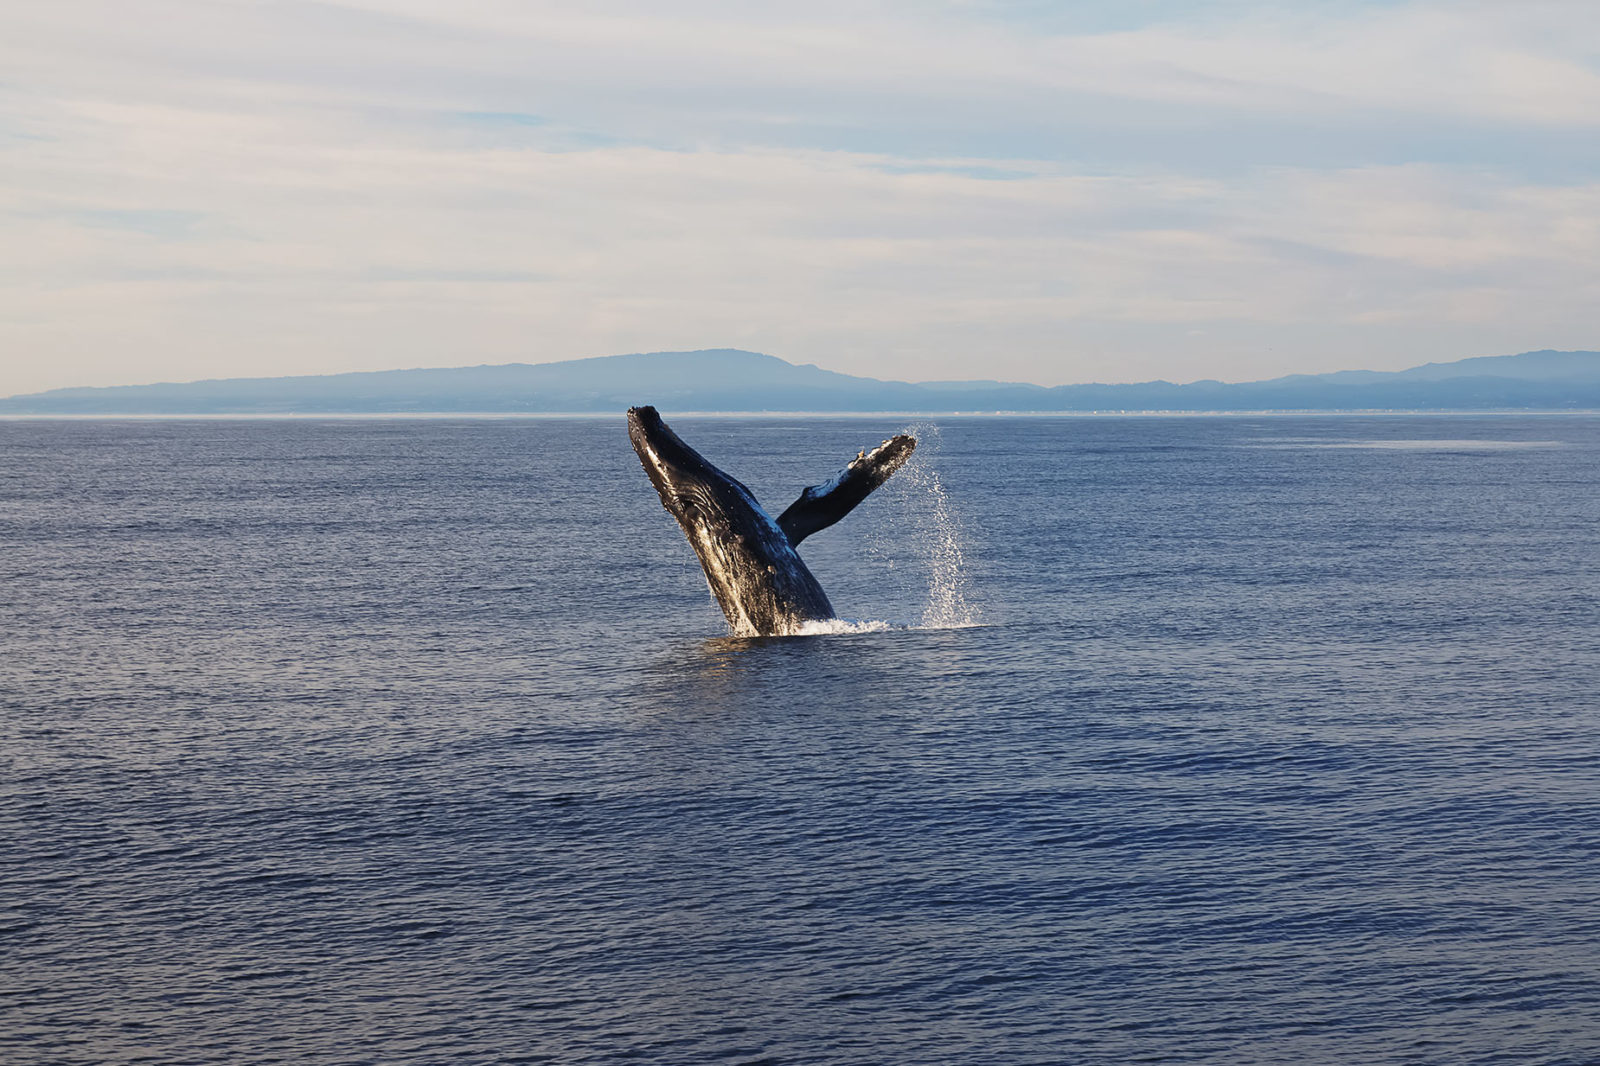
[1,1,1596,393]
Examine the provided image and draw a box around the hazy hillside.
[3,348,1597,414]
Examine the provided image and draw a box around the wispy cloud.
[2,1,1596,393]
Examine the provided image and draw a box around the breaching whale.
[627,406,916,636]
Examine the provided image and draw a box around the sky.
[2,0,1598,395]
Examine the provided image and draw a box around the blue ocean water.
[3,414,1598,1065]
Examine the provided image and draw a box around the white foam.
[794,618,894,636]
[791,617,983,638]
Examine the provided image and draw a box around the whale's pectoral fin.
[776,434,916,546]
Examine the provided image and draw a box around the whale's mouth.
[626,406,699,501]
[626,406,746,517]
[626,407,765,539]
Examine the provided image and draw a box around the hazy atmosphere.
[3,1,1598,396]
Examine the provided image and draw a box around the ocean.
[3,414,1598,1065]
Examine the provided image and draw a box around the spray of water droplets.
[870,422,980,629]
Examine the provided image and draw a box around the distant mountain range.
[3,348,1598,414]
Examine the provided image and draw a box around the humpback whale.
[627,406,916,636]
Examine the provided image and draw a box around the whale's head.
[627,406,833,635]
[626,405,735,511]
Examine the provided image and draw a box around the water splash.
[876,422,981,629]
[917,468,978,628]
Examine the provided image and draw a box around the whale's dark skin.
[627,406,916,636]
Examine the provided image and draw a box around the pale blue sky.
[2,0,1597,394]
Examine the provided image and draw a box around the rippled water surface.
[4,415,1599,1065]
